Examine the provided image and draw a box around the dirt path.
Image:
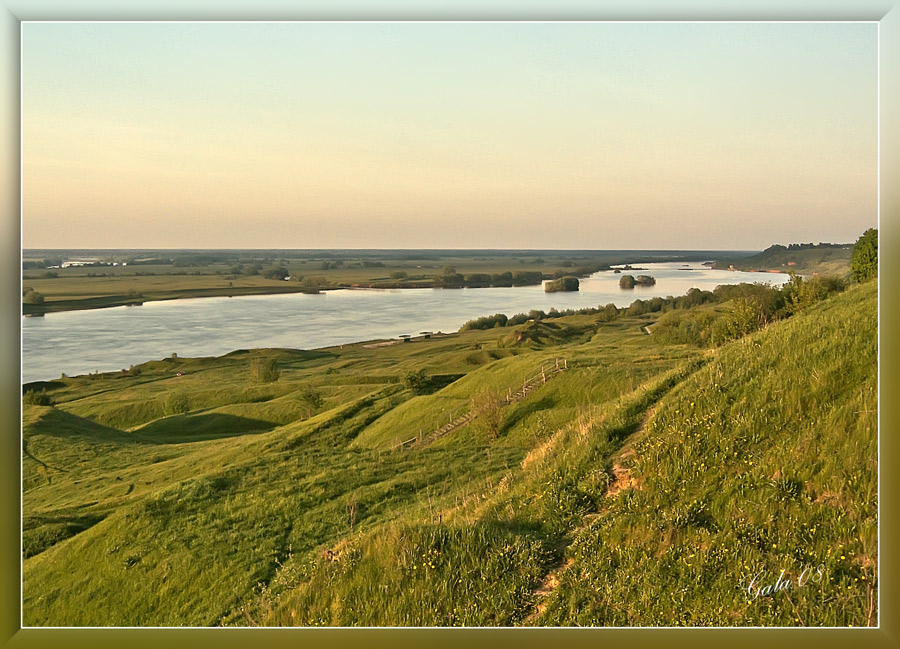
[520,402,659,625]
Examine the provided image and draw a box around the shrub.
[263,267,289,280]
[434,273,464,288]
[463,273,492,287]
[472,389,504,439]
[249,357,280,384]
[459,313,508,331]
[23,290,44,305]
[23,389,53,406]
[782,273,845,315]
[512,271,544,286]
[297,384,323,416]
[597,303,620,322]
[402,369,430,394]
[507,313,530,326]
[164,390,191,415]
[490,272,513,287]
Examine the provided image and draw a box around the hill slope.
[21,281,877,626]
[712,243,853,277]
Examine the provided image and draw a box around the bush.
[463,273,492,287]
[434,273,464,288]
[164,391,191,415]
[597,303,620,322]
[297,384,323,416]
[472,389,504,439]
[491,271,513,287]
[263,267,289,280]
[23,389,53,406]
[23,290,44,305]
[652,309,719,347]
[402,369,430,394]
[512,271,544,286]
[507,313,530,326]
[459,313,508,331]
[619,274,635,289]
[390,271,408,280]
[249,357,280,383]
[782,273,845,315]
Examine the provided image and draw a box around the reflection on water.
[22,262,788,383]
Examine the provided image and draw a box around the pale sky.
[22,21,877,249]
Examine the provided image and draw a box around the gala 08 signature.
[740,563,827,602]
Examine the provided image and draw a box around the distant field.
[22,249,753,314]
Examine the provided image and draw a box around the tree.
[403,369,430,394]
[23,290,44,304]
[619,274,635,289]
[390,271,408,280]
[263,267,289,280]
[23,388,53,406]
[851,228,877,282]
[297,384,323,417]
[473,389,504,439]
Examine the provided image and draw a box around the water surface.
[22,262,788,383]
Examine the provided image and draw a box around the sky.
[22,21,877,250]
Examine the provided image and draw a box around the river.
[21,262,789,384]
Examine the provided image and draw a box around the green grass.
[713,243,853,277]
[21,280,876,626]
[538,281,877,626]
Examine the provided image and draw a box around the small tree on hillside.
[473,389,504,439]
[403,369,430,394]
[249,357,280,384]
[165,390,191,415]
[298,384,323,417]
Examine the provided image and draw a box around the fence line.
[390,358,568,451]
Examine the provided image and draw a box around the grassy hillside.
[539,279,877,626]
[712,243,853,277]
[21,281,877,626]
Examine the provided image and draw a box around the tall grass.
[539,281,877,626]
